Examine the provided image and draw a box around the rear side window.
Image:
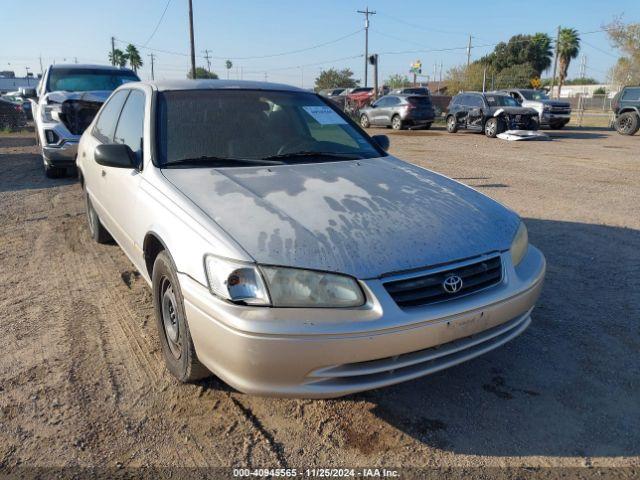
[114,90,145,163]
[93,90,129,143]
[468,95,484,108]
[622,88,640,101]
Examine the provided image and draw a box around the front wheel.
[484,117,503,138]
[446,115,458,133]
[360,114,370,128]
[391,115,403,130]
[152,251,210,383]
[615,112,640,136]
[44,163,64,179]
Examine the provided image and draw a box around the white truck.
[23,64,138,177]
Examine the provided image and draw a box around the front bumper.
[181,246,546,398]
[540,112,571,125]
[38,120,80,166]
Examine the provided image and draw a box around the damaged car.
[501,88,572,130]
[446,92,539,138]
[23,64,139,178]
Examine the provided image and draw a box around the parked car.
[612,86,640,136]
[359,94,435,130]
[3,91,32,120]
[23,64,139,178]
[319,88,347,98]
[501,88,571,129]
[346,86,374,102]
[0,96,27,130]
[446,92,539,137]
[77,80,545,398]
[391,87,430,96]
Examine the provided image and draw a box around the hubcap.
[393,117,400,129]
[361,116,368,127]
[619,117,632,132]
[161,279,182,359]
[487,120,496,135]
[448,118,455,130]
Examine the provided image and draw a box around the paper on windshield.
[303,106,347,125]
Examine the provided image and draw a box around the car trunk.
[59,99,103,135]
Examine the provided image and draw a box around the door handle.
[101,169,106,177]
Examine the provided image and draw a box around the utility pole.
[74,57,78,64]
[25,67,31,85]
[482,66,487,92]
[550,25,560,98]
[111,36,116,66]
[371,54,379,99]
[38,55,44,76]
[202,49,212,74]
[188,0,196,79]
[148,53,156,80]
[357,7,376,87]
[466,34,472,68]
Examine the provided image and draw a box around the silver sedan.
[76,80,545,398]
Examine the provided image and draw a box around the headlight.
[204,255,365,308]
[204,255,270,306]
[510,222,529,267]
[42,103,62,122]
[261,266,365,308]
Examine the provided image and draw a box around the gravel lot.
[1,126,638,476]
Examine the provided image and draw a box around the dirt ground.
[0,125,638,477]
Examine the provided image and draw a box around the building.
[0,76,39,94]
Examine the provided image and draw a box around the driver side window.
[93,90,129,143]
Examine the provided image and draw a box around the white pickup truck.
[23,64,138,178]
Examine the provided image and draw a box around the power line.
[142,0,172,46]
[581,39,619,59]
[114,28,363,61]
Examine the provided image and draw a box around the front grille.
[60,100,102,135]
[384,255,503,308]
[551,107,570,114]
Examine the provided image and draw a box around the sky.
[1,0,636,87]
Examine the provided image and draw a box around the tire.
[615,112,640,136]
[44,163,64,178]
[484,117,502,138]
[85,192,112,244]
[152,251,210,383]
[446,115,458,133]
[391,115,403,130]
[360,114,370,128]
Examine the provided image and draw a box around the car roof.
[136,79,305,93]
[49,64,136,73]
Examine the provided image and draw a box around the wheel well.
[619,108,640,115]
[77,169,85,189]
[143,233,165,278]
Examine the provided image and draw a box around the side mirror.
[372,134,390,151]
[20,88,37,99]
[95,144,137,169]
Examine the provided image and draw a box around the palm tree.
[556,28,580,97]
[108,48,127,68]
[125,44,143,73]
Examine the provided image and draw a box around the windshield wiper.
[162,156,284,168]
[262,151,363,162]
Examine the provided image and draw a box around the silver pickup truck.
[23,64,139,178]
[501,88,572,129]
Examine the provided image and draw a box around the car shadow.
[342,218,640,458]
[0,152,77,193]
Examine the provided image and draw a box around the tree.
[479,33,553,77]
[494,63,538,89]
[386,74,412,89]
[125,44,143,73]
[556,28,580,98]
[108,48,127,68]
[446,63,486,93]
[225,60,233,80]
[187,67,219,79]
[605,18,640,85]
[314,68,358,91]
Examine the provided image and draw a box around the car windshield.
[156,89,383,167]
[520,90,550,101]
[47,68,139,92]
[485,95,520,107]
[404,88,429,95]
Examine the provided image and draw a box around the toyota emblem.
[442,275,463,294]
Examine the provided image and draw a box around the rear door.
[466,95,485,128]
[99,88,146,255]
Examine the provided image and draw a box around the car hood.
[162,157,520,279]
[45,90,112,104]
[490,106,538,115]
